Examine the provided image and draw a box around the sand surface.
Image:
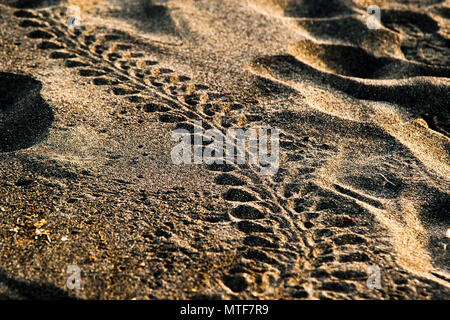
[0,0,449,299]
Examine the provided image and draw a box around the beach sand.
[0,0,449,299]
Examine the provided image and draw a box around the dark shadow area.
[401,33,450,67]
[420,188,450,225]
[294,16,370,46]
[111,0,178,35]
[0,269,77,300]
[250,75,299,98]
[381,10,439,34]
[379,9,449,67]
[0,0,62,8]
[140,0,178,35]
[0,72,54,152]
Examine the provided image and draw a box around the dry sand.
[0,0,449,299]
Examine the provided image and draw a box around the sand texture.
[0,0,449,299]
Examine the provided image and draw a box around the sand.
[0,0,448,299]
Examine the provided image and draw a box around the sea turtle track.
[9,4,449,299]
